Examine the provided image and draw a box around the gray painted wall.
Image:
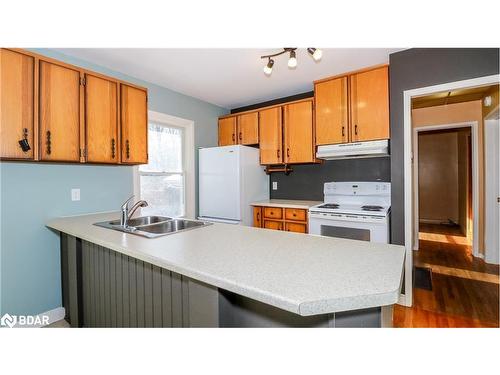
[389,48,499,245]
[270,158,391,201]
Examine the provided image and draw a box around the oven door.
[308,213,389,243]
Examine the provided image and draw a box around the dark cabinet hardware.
[46,130,51,155]
[239,132,242,141]
[111,138,116,159]
[355,124,358,136]
[232,133,235,142]
[342,125,345,137]
[125,139,130,159]
[18,128,31,152]
[286,148,290,158]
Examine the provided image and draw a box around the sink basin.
[138,219,207,234]
[94,216,212,238]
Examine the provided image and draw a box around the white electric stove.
[308,181,391,243]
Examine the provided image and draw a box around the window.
[139,122,185,217]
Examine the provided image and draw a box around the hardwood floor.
[394,224,499,328]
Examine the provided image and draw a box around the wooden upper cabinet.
[258,107,282,165]
[120,84,148,164]
[218,117,236,146]
[85,74,118,163]
[349,66,389,142]
[237,112,259,145]
[39,60,81,162]
[283,100,314,164]
[0,49,35,159]
[315,76,348,145]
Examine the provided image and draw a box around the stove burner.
[317,203,339,209]
[361,205,384,212]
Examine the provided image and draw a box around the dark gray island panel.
[60,234,392,328]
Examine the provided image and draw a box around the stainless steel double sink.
[94,216,212,238]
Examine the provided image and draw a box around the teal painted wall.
[0,49,228,316]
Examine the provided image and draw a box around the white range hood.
[316,140,389,160]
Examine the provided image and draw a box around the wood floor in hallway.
[394,224,499,328]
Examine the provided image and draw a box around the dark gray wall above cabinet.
[270,158,391,201]
[389,48,499,245]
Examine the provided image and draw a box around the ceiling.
[412,85,499,109]
[54,48,403,109]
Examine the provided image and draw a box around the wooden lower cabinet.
[285,222,307,233]
[264,220,283,230]
[253,206,262,228]
[253,205,308,234]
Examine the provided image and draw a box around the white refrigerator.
[198,145,269,225]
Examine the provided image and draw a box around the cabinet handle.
[276,149,280,159]
[125,139,130,159]
[287,148,290,158]
[18,128,31,152]
[46,130,51,155]
[257,212,260,221]
[232,133,235,142]
[342,125,345,137]
[239,132,242,141]
[111,138,116,159]
[355,124,358,136]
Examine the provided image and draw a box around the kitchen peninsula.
[47,212,405,328]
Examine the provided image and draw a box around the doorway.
[394,79,500,327]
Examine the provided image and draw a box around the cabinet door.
[258,107,282,165]
[121,84,148,164]
[349,66,389,142]
[283,100,314,164]
[39,60,81,162]
[237,112,259,145]
[85,74,118,163]
[0,49,35,159]
[285,222,307,233]
[253,206,262,228]
[315,77,349,145]
[218,117,236,146]
[264,220,283,231]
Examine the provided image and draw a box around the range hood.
[316,140,389,160]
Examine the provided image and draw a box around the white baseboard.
[8,307,66,328]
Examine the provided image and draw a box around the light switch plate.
[272,181,278,190]
[71,188,80,201]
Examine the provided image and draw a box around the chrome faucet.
[120,195,148,228]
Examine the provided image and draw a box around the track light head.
[307,48,323,61]
[288,50,297,69]
[263,58,274,76]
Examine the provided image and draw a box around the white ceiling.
[55,48,403,109]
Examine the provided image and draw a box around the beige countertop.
[251,199,322,209]
[47,211,404,316]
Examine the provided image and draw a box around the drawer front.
[285,222,307,233]
[253,206,262,228]
[284,208,307,222]
[263,207,283,220]
[264,220,283,231]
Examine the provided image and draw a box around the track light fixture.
[260,48,322,75]
[263,58,274,76]
[307,48,323,61]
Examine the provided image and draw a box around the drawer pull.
[125,139,130,159]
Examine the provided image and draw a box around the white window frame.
[134,110,195,219]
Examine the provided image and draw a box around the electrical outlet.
[272,181,278,190]
[71,188,80,201]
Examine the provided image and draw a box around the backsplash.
[270,158,391,201]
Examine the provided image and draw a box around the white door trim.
[412,121,479,258]
[402,74,499,307]
[134,110,196,219]
[484,108,500,264]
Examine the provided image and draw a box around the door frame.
[412,121,479,257]
[484,105,500,264]
[401,74,499,307]
[133,110,195,219]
